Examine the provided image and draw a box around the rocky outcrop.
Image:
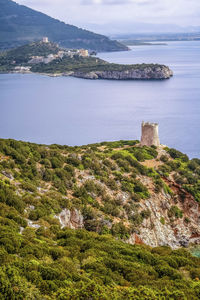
[55,208,84,229]
[128,176,200,249]
[54,172,199,249]
[71,65,173,80]
[1,170,14,180]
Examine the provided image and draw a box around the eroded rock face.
[128,181,200,249]
[72,65,173,80]
[54,178,200,249]
[56,208,84,229]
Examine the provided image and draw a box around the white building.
[28,56,44,64]
[78,49,89,57]
[42,37,49,43]
[14,66,31,73]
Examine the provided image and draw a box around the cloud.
[82,0,130,4]
[81,0,157,5]
[16,0,200,33]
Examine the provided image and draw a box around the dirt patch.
[141,159,163,169]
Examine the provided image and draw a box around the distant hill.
[113,32,200,42]
[0,0,128,52]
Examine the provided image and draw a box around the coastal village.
[14,37,91,73]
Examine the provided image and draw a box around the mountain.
[0,0,128,52]
[112,32,200,42]
[1,138,200,298]
[81,21,200,36]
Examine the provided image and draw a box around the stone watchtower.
[140,122,160,147]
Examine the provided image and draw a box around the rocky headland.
[71,65,173,80]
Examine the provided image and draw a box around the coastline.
[1,66,173,80]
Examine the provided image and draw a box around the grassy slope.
[1,138,200,298]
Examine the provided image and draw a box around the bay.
[0,41,200,158]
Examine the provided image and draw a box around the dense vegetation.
[31,55,109,74]
[0,0,127,52]
[0,138,200,298]
[1,226,200,299]
[158,147,200,202]
[31,57,164,74]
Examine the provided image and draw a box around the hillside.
[1,138,200,248]
[0,41,173,79]
[0,0,128,52]
[1,138,200,298]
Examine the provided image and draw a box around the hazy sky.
[16,0,200,34]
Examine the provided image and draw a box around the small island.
[0,39,173,80]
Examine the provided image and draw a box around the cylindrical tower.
[141,122,160,147]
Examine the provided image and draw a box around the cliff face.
[129,176,200,249]
[72,65,173,80]
[52,173,200,249]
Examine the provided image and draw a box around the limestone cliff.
[71,65,173,80]
[128,175,200,249]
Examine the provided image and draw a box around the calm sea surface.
[0,41,200,158]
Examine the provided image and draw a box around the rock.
[20,227,24,234]
[2,170,14,180]
[72,65,173,80]
[101,219,112,229]
[72,71,98,79]
[179,238,189,248]
[135,192,198,249]
[55,208,84,229]
[116,192,129,204]
[27,220,40,229]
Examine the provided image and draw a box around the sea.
[0,41,200,158]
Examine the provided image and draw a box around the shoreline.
[1,68,173,80]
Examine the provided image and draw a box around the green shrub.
[167,148,189,162]
[160,217,165,225]
[168,206,183,219]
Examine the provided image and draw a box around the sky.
[16,0,200,34]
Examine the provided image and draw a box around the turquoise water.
[0,41,200,158]
[190,246,200,258]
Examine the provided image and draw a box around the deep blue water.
[0,41,200,158]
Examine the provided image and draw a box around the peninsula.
[0,40,173,80]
